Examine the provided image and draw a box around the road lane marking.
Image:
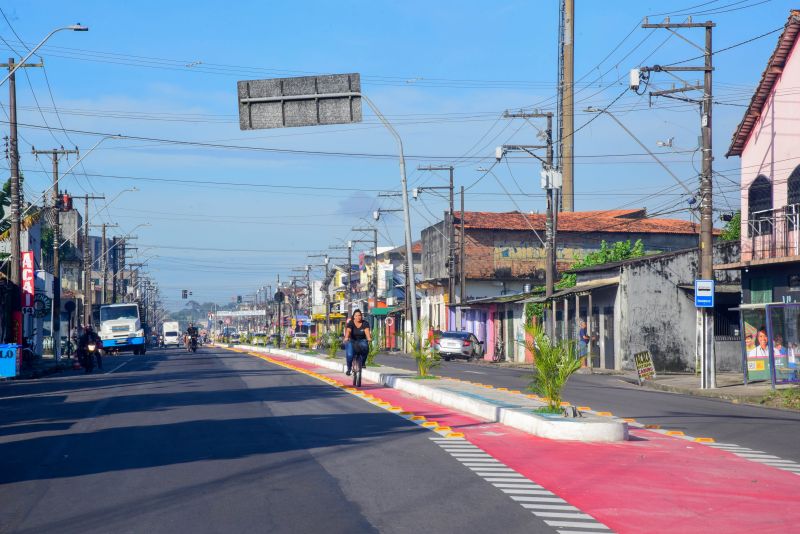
[107,359,133,374]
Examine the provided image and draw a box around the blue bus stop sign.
[695,279,715,308]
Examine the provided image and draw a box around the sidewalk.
[623,371,798,405]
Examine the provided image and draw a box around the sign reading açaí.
[21,251,34,311]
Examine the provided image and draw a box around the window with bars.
[748,175,773,237]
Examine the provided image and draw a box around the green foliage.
[308,334,317,349]
[557,239,646,290]
[367,332,382,366]
[525,323,582,412]
[0,173,22,233]
[284,335,293,348]
[407,321,440,377]
[525,301,545,325]
[720,212,741,242]
[326,333,341,359]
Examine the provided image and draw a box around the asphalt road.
[0,347,555,534]
[374,352,800,463]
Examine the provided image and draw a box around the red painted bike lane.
[257,352,800,533]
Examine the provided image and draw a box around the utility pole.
[32,147,79,358]
[4,58,42,344]
[90,222,117,304]
[459,186,465,321]
[640,17,715,388]
[330,242,354,314]
[353,227,378,313]
[502,112,557,308]
[73,195,104,325]
[558,0,575,212]
[417,165,456,327]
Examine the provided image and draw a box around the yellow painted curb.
[388,406,403,412]
[596,411,613,416]
[560,401,571,407]
[410,416,426,421]
[666,430,685,436]
[497,387,508,391]
[694,437,715,443]
[422,421,439,428]
[399,411,413,415]
[645,424,661,429]
[623,418,636,423]
[445,432,465,438]
[577,406,591,411]
[435,426,452,432]
[510,390,522,394]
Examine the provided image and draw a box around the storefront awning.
[370,307,398,316]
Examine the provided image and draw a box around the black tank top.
[350,321,368,341]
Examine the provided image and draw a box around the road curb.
[618,375,772,405]
[227,344,628,443]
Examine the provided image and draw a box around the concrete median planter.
[230,343,628,443]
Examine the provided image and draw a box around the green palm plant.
[407,321,440,377]
[326,333,341,359]
[525,323,582,413]
[367,332,382,366]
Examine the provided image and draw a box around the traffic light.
[182,289,188,299]
[237,295,242,303]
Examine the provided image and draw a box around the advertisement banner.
[742,307,770,382]
[21,251,34,309]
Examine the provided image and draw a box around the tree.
[557,239,646,290]
[720,212,741,242]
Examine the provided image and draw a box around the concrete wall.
[619,244,740,371]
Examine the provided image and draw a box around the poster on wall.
[767,304,800,384]
[741,306,770,382]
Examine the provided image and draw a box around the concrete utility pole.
[32,147,79,358]
[352,227,379,313]
[73,195,104,325]
[4,58,42,344]
[90,223,117,304]
[559,0,575,212]
[640,18,715,388]
[459,186,465,321]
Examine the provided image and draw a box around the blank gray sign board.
[238,73,362,130]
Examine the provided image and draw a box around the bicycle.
[352,352,363,387]
[492,339,505,362]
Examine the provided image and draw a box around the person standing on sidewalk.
[578,320,590,362]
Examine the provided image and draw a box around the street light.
[373,208,403,221]
[1,24,89,87]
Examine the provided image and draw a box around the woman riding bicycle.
[343,309,371,376]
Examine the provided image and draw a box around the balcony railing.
[747,204,800,261]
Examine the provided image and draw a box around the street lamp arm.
[0,24,89,87]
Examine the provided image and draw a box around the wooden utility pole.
[559,0,575,212]
[32,147,78,358]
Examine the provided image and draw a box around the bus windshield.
[100,305,139,322]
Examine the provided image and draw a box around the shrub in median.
[525,324,581,413]
[407,321,439,377]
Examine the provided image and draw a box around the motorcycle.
[80,340,99,373]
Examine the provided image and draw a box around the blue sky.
[1,0,795,309]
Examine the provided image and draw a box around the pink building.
[724,10,800,305]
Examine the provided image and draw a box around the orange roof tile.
[454,209,701,235]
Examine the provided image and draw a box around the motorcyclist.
[78,325,103,372]
[187,323,199,352]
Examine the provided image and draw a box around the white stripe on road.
[431,437,611,532]
[520,504,577,511]
[533,512,594,519]
[107,359,132,374]
[544,520,610,529]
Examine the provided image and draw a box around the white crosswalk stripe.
[431,437,614,533]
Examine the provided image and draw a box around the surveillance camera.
[373,210,380,221]
[629,68,640,91]
[495,146,504,162]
